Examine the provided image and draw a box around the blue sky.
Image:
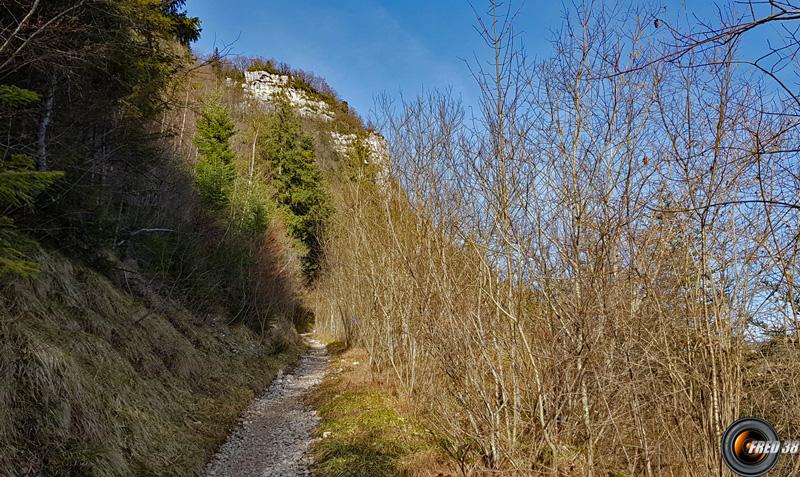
[185,0,562,119]
[186,1,787,121]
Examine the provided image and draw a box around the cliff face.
[244,71,333,122]
[330,131,388,164]
[243,70,389,172]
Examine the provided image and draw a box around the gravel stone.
[204,336,328,477]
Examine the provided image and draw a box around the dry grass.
[0,249,302,476]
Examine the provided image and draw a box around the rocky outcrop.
[330,131,387,164]
[244,70,333,121]
[243,70,389,182]
[330,131,390,185]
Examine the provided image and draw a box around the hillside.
[5,1,800,476]
[2,249,301,475]
[0,1,378,475]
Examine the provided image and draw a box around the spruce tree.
[193,100,236,209]
[260,98,330,275]
[0,85,63,277]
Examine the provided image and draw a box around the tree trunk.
[37,73,57,171]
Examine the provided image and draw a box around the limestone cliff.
[244,70,333,122]
[243,70,389,172]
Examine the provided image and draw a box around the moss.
[311,350,443,477]
[0,249,302,476]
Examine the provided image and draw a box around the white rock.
[244,70,333,122]
[329,131,388,169]
[244,70,389,185]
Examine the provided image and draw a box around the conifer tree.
[193,100,236,209]
[260,98,330,275]
[0,85,63,277]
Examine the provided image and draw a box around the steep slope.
[2,4,387,475]
[0,80,319,477]
[1,50,384,476]
[1,249,301,476]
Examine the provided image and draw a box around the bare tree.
[314,1,800,475]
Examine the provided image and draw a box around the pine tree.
[193,100,236,209]
[0,85,63,277]
[260,98,330,275]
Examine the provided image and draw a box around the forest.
[2,0,800,476]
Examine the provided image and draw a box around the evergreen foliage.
[0,85,40,107]
[0,85,63,277]
[193,100,236,208]
[0,0,203,250]
[160,0,203,45]
[0,156,63,277]
[260,98,331,276]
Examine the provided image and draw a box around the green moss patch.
[311,350,442,477]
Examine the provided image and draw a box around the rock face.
[365,134,389,172]
[330,131,387,165]
[243,70,389,181]
[244,70,333,121]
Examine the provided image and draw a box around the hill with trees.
[4,1,800,476]
[0,1,371,475]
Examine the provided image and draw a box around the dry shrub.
[314,2,800,475]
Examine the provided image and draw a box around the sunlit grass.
[311,346,443,477]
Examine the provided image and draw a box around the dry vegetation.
[0,248,301,476]
[313,1,800,475]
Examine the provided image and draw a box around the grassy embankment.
[1,249,302,477]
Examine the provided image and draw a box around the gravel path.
[204,336,328,477]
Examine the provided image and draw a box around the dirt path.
[204,336,328,477]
